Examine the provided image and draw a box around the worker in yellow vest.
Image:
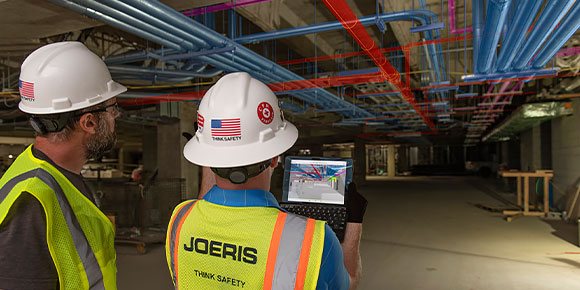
[166,72,367,289]
[0,42,125,289]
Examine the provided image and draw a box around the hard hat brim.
[18,81,126,115]
[183,122,298,168]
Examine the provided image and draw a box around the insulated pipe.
[70,0,196,50]
[121,0,227,48]
[95,0,210,49]
[532,1,580,70]
[476,0,512,74]
[511,0,576,71]
[472,0,484,69]
[495,0,543,72]
[48,0,183,50]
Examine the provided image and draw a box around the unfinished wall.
[551,99,580,210]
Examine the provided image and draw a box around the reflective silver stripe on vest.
[272,213,308,289]
[0,168,105,290]
[169,200,196,289]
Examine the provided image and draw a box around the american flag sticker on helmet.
[19,80,35,101]
[211,118,242,141]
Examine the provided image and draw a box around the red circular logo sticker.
[257,102,274,124]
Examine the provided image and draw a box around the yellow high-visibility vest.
[0,145,117,289]
[166,199,325,290]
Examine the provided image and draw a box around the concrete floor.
[117,176,580,290]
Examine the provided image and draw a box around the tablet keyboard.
[280,203,347,242]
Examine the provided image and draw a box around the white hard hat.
[18,41,126,115]
[184,72,298,168]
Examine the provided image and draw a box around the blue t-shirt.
[203,186,349,290]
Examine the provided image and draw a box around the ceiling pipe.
[472,0,484,71]
[59,0,373,118]
[108,65,223,78]
[494,0,543,73]
[531,1,580,70]
[49,0,183,50]
[119,0,367,114]
[511,0,576,71]
[476,0,513,74]
[321,0,435,131]
[234,9,446,83]
[95,0,210,49]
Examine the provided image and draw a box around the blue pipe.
[234,10,438,44]
[495,0,542,72]
[472,0,484,70]
[56,0,376,118]
[477,0,513,74]
[47,0,183,50]
[108,65,223,78]
[532,1,580,70]
[511,0,576,71]
[233,9,445,83]
[72,0,197,50]
[95,0,209,49]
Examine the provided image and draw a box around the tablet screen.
[283,157,352,205]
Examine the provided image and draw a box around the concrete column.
[387,145,396,177]
[398,145,409,172]
[142,125,157,174]
[353,138,366,185]
[180,102,201,200]
[157,122,181,180]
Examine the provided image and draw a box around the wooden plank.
[503,210,523,215]
[503,210,546,216]
[501,171,554,178]
[524,176,529,213]
[567,184,580,220]
[517,176,522,206]
[544,177,550,214]
[523,212,546,216]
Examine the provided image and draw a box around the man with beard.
[0,42,125,290]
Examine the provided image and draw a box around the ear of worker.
[346,182,368,223]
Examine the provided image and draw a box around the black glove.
[346,182,368,223]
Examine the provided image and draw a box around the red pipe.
[321,0,435,131]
